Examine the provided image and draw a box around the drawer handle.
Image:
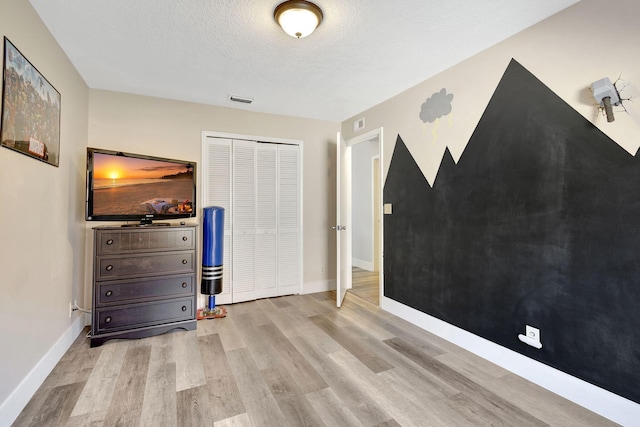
[182,236,188,241]
[181,306,187,312]
[106,239,114,245]
[182,259,188,265]
[105,290,113,297]
[105,265,114,271]
[105,316,112,323]
[182,282,188,288]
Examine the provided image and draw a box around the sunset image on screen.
[93,155,188,185]
[91,152,194,217]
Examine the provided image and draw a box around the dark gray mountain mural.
[383,59,640,404]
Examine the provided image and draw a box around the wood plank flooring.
[349,267,379,305]
[13,292,618,426]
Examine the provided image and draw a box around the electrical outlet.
[518,325,542,349]
[526,325,540,342]
[68,301,73,318]
[321,265,326,273]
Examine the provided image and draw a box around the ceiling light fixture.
[274,1,323,39]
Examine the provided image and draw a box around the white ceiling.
[29,0,580,122]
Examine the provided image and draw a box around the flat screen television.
[85,147,196,225]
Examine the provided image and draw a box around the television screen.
[86,148,196,224]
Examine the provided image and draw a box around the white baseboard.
[302,279,334,294]
[381,297,639,427]
[352,258,374,271]
[201,281,334,305]
[0,314,87,426]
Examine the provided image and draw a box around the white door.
[255,143,278,299]
[336,132,352,307]
[202,138,233,305]
[278,144,302,296]
[232,140,258,302]
[373,156,381,273]
[203,135,303,305]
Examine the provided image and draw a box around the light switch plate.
[384,203,392,214]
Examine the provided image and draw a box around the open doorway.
[347,132,382,305]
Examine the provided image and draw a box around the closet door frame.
[201,131,303,306]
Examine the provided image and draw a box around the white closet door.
[203,138,232,304]
[202,134,302,305]
[232,233,255,301]
[255,144,278,299]
[278,144,301,296]
[232,140,257,302]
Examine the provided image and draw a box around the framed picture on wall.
[1,37,61,167]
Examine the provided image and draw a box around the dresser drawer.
[96,227,196,255]
[95,251,195,280]
[96,274,195,306]
[94,297,194,333]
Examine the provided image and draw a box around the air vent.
[354,117,365,132]
[229,95,254,104]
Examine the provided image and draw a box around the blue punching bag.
[201,206,224,298]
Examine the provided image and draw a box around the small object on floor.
[197,306,227,320]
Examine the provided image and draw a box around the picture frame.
[1,37,61,167]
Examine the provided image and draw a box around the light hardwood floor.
[13,292,617,426]
[349,267,379,306]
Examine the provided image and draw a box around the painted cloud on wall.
[420,88,454,123]
[420,88,454,144]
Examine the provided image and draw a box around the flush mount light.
[274,0,323,38]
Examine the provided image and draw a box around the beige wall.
[87,90,339,300]
[0,0,89,412]
[341,0,640,185]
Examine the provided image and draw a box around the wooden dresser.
[90,225,197,347]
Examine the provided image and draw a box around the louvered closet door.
[255,143,278,299]
[232,140,257,302]
[203,135,301,304]
[232,141,279,302]
[203,138,232,305]
[278,144,301,296]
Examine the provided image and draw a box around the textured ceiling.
[29,0,580,122]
